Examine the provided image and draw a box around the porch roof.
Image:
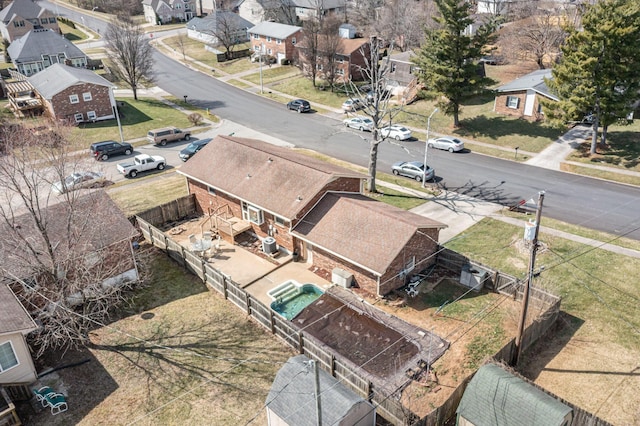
[0,284,37,335]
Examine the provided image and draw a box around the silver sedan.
[428,136,465,152]
[391,161,435,182]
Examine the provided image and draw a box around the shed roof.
[267,355,374,426]
[0,283,37,335]
[248,21,301,39]
[292,193,445,275]
[0,0,44,23]
[457,363,572,426]
[7,29,87,64]
[178,136,364,220]
[186,11,253,32]
[496,69,558,101]
[28,63,113,99]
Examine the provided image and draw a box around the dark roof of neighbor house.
[0,191,138,279]
[290,0,345,9]
[0,0,45,23]
[7,28,87,64]
[496,69,559,101]
[28,63,113,100]
[306,36,368,56]
[186,12,253,33]
[457,363,573,426]
[248,21,301,39]
[292,193,446,275]
[142,0,176,10]
[267,355,374,426]
[0,283,37,335]
[178,136,365,220]
[389,50,416,64]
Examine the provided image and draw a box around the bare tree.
[104,15,154,100]
[297,19,322,88]
[175,32,188,61]
[205,11,247,60]
[264,0,299,25]
[375,0,434,52]
[318,17,343,90]
[0,122,139,356]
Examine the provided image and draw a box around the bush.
[188,113,203,126]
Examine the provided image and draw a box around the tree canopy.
[413,0,498,127]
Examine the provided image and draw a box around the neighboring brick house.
[186,11,252,45]
[311,35,370,83]
[28,63,116,123]
[142,0,195,25]
[7,28,87,77]
[0,0,59,43]
[177,135,446,296]
[248,21,302,64]
[0,283,38,386]
[494,69,558,121]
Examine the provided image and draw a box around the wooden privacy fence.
[136,216,411,425]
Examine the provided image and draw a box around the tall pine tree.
[413,0,497,128]
[546,0,640,154]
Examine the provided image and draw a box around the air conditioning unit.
[262,236,277,254]
[332,268,353,288]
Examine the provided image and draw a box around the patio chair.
[45,393,68,415]
[33,386,56,407]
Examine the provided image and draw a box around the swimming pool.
[269,280,324,320]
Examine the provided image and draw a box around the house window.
[242,202,264,225]
[13,20,25,27]
[274,216,286,226]
[404,256,415,275]
[291,37,296,45]
[74,113,84,122]
[83,92,92,101]
[316,63,323,71]
[391,63,397,73]
[253,33,259,39]
[69,94,79,104]
[207,186,216,195]
[537,103,544,115]
[41,18,48,25]
[336,57,344,64]
[336,69,344,75]
[267,48,272,55]
[49,17,57,24]
[87,111,97,120]
[266,36,272,42]
[0,341,19,372]
[409,65,417,74]
[254,45,260,51]
[506,96,520,109]
[276,38,282,44]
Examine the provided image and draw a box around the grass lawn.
[365,187,428,210]
[269,76,350,109]
[242,65,301,85]
[70,98,196,148]
[58,20,88,42]
[107,173,189,217]
[27,249,294,425]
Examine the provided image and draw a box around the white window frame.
[336,69,344,75]
[242,202,264,225]
[291,37,296,45]
[69,94,79,104]
[267,48,272,55]
[253,33,260,39]
[87,111,97,120]
[274,215,286,226]
[207,186,216,195]
[74,113,83,122]
[83,92,92,101]
[276,38,282,44]
[0,341,19,373]
[506,96,520,109]
[266,36,272,42]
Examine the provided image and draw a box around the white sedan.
[52,171,106,194]
[343,116,374,132]
[428,136,465,152]
[380,125,412,141]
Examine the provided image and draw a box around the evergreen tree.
[413,0,497,128]
[546,0,640,153]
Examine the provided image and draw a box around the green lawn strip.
[560,163,640,186]
[58,20,88,42]
[227,79,251,89]
[70,98,194,147]
[242,66,301,85]
[269,76,349,109]
[163,96,221,123]
[444,218,640,349]
[108,173,189,217]
[365,187,427,210]
[161,35,256,74]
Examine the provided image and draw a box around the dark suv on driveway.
[90,140,134,161]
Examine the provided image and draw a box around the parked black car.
[286,99,311,113]
[90,140,133,161]
[179,138,212,161]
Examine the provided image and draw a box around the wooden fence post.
[298,332,304,354]
[222,278,228,299]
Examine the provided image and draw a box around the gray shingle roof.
[186,11,253,32]
[0,283,37,335]
[457,363,573,426]
[496,69,558,101]
[289,0,345,9]
[267,355,374,426]
[248,21,301,39]
[292,193,445,275]
[28,63,113,99]
[7,29,87,65]
[0,0,44,23]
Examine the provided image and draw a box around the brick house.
[28,63,116,123]
[296,32,370,83]
[7,28,87,77]
[0,0,59,43]
[248,21,302,64]
[494,69,558,121]
[178,135,445,296]
[142,0,195,25]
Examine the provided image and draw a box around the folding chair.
[45,393,68,415]
[33,386,56,408]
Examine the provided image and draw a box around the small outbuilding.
[266,354,376,426]
[494,69,558,121]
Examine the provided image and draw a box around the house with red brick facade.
[0,0,59,43]
[28,63,116,123]
[248,21,302,64]
[177,135,446,296]
[297,34,370,83]
[494,69,558,121]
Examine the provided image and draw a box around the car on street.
[52,171,106,194]
[286,99,311,113]
[380,125,412,141]
[428,136,465,152]
[179,138,212,161]
[343,117,374,132]
[90,140,133,161]
[341,98,364,112]
[391,161,434,182]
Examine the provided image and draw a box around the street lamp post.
[112,88,125,144]
[422,107,439,187]
[259,43,264,94]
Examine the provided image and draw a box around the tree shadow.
[436,179,522,208]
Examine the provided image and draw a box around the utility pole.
[312,360,322,426]
[512,191,545,366]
